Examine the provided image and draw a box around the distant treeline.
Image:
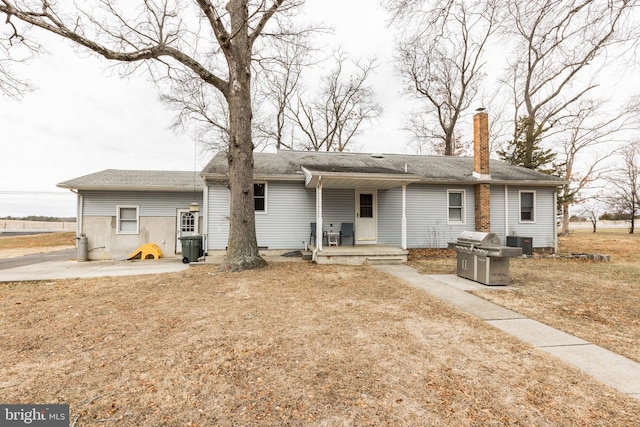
[570,213,638,221]
[0,216,76,222]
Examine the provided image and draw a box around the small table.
[327,232,340,247]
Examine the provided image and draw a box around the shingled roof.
[201,150,566,186]
[57,169,203,192]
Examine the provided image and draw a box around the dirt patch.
[1,262,640,425]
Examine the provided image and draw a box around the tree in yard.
[0,10,38,99]
[254,31,316,150]
[606,141,640,234]
[503,0,637,174]
[290,50,382,152]
[555,99,628,235]
[578,197,605,233]
[498,116,560,173]
[384,0,500,156]
[0,0,303,271]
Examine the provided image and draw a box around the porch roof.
[301,165,421,189]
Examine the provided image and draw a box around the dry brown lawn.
[0,232,75,258]
[1,231,640,425]
[410,228,640,365]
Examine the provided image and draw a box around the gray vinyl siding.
[206,181,230,249]
[506,186,556,248]
[205,180,558,251]
[378,188,402,246]
[405,184,475,248]
[207,180,330,250]
[321,189,355,233]
[489,185,506,245]
[81,190,202,216]
[207,181,320,249]
[255,182,315,249]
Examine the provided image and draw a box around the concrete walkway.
[0,257,190,281]
[373,264,640,401]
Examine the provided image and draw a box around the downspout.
[504,185,509,243]
[553,187,558,253]
[202,181,209,255]
[71,189,83,237]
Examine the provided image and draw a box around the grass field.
[1,230,639,425]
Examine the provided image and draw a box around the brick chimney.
[473,111,490,232]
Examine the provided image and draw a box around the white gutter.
[553,188,559,253]
[70,189,83,237]
[202,184,209,254]
[504,185,509,241]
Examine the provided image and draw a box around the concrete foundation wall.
[83,216,177,260]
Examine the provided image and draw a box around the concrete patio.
[308,244,408,265]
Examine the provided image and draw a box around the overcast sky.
[1,1,636,218]
[0,0,411,218]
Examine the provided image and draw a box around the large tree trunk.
[223,89,266,271]
[220,0,266,271]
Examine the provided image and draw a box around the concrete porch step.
[365,257,406,265]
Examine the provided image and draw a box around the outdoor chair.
[340,222,355,246]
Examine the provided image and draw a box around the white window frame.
[254,182,267,214]
[447,189,466,224]
[519,190,536,223]
[117,205,139,234]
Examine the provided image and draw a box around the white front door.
[356,190,377,244]
[176,209,199,253]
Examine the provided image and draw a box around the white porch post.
[401,183,407,250]
[316,178,323,251]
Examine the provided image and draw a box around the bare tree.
[386,0,499,155]
[503,0,637,171]
[253,31,317,150]
[0,0,302,271]
[556,99,628,235]
[607,141,640,234]
[579,197,605,233]
[291,51,381,152]
[161,77,231,153]
[0,14,38,98]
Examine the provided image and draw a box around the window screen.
[254,183,266,212]
[520,192,535,221]
[117,206,138,234]
[448,191,464,222]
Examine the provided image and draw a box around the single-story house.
[58,169,203,260]
[58,112,566,261]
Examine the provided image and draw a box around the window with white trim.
[519,191,536,222]
[117,206,139,234]
[447,190,465,223]
[254,183,267,213]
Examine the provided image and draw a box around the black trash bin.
[179,235,203,264]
